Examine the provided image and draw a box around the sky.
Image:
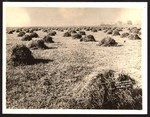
[6,7,142,27]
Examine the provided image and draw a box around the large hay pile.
[28,40,49,49]
[98,37,118,47]
[54,70,142,109]
[10,45,34,66]
[80,35,96,42]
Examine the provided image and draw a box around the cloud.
[6,7,30,27]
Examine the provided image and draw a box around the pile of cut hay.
[120,32,129,38]
[112,30,120,36]
[21,35,32,41]
[9,44,34,66]
[71,33,82,39]
[80,35,96,42]
[30,32,39,38]
[48,31,57,36]
[54,70,142,109]
[43,35,54,43]
[98,37,118,47]
[63,32,71,37]
[17,31,25,37]
[28,39,49,49]
[128,33,141,40]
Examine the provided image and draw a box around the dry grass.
[6,27,142,109]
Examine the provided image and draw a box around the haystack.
[112,30,120,36]
[71,33,82,39]
[79,31,86,35]
[43,35,54,43]
[48,31,56,36]
[63,32,71,37]
[30,32,39,38]
[10,45,34,66]
[107,30,113,35]
[80,35,96,42]
[129,27,140,34]
[17,31,25,37]
[21,35,32,41]
[120,32,129,38]
[128,33,141,40]
[98,36,118,47]
[91,28,98,32]
[7,30,15,34]
[28,39,49,49]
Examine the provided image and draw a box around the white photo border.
[2,2,148,114]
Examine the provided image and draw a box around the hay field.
[6,26,142,109]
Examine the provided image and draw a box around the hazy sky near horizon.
[6,7,142,27]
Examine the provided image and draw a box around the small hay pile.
[48,31,57,36]
[63,32,71,37]
[98,37,118,47]
[30,32,39,38]
[79,31,86,35]
[107,30,113,34]
[21,35,32,41]
[129,27,140,34]
[43,35,54,43]
[91,28,98,32]
[120,32,129,38]
[128,33,141,40]
[7,30,15,34]
[17,31,25,37]
[80,35,96,42]
[112,30,120,36]
[28,39,49,49]
[9,45,34,66]
[71,33,82,39]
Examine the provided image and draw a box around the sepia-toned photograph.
[2,2,147,114]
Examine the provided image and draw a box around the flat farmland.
[6,27,142,109]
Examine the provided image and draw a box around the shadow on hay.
[33,58,53,64]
